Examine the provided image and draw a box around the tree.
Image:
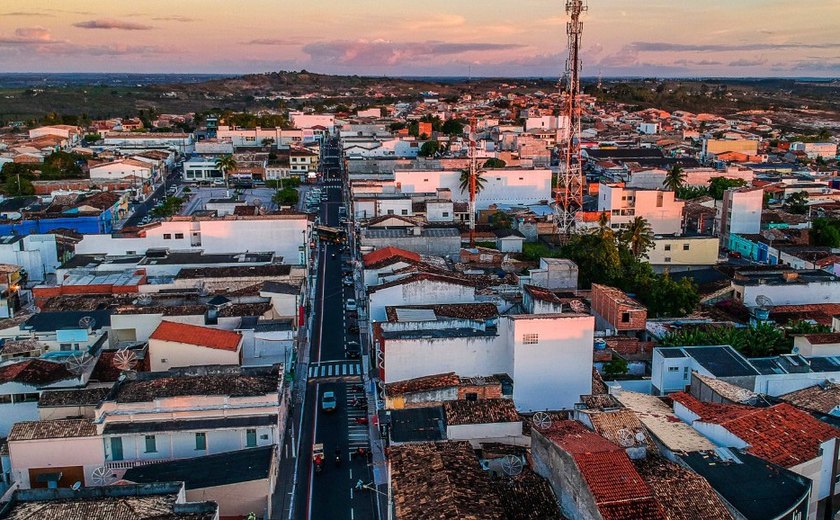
[489,212,513,230]
[619,217,654,259]
[784,191,809,215]
[604,358,628,377]
[459,169,487,196]
[441,118,466,136]
[214,155,237,188]
[812,218,840,247]
[419,141,441,157]
[3,175,34,196]
[483,158,506,168]
[708,177,747,200]
[675,185,708,200]
[640,274,699,318]
[261,138,275,149]
[662,164,686,192]
[273,187,299,206]
[561,232,622,288]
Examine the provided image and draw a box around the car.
[347,324,359,334]
[345,341,361,359]
[212,179,225,186]
[321,391,337,412]
[728,251,742,259]
[343,277,353,287]
[345,299,357,311]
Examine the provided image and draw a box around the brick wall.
[590,284,647,332]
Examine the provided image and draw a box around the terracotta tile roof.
[588,409,651,448]
[0,358,74,386]
[363,246,421,268]
[673,392,840,467]
[39,387,111,407]
[591,368,608,395]
[369,272,480,293]
[8,419,97,441]
[443,399,520,426]
[581,393,622,410]
[633,456,734,520]
[149,321,242,351]
[780,382,840,414]
[614,391,716,453]
[384,303,498,323]
[691,373,759,404]
[544,421,664,519]
[390,441,504,520]
[114,367,279,403]
[800,332,840,345]
[490,466,564,520]
[385,372,460,396]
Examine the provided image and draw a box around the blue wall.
[0,214,109,235]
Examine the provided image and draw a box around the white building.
[74,215,311,265]
[289,112,335,132]
[368,273,476,322]
[102,133,194,154]
[598,184,685,235]
[720,186,763,238]
[148,321,242,371]
[395,169,552,210]
[0,234,59,283]
[216,126,303,147]
[89,159,154,182]
[183,157,222,182]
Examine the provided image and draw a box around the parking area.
[180,186,280,215]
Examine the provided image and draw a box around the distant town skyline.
[1,0,839,77]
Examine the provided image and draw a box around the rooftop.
[633,456,734,520]
[443,399,519,426]
[149,321,242,352]
[363,246,421,268]
[387,406,446,443]
[175,263,291,279]
[656,345,760,377]
[385,372,460,396]
[39,387,111,408]
[110,365,279,403]
[779,382,840,415]
[124,446,274,490]
[8,419,97,441]
[0,359,75,387]
[384,303,498,323]
[614,391,716,453]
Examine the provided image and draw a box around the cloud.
[73,19,153,31]
[2,11,54,17]
[405,14,465,31]
[0,27,62,45]
[43,43,173,56]
[728,58,767,67]
[152,16,197,22]
[241,38,298,46]
[673,59,723,66]
[629,41,840,52]
[302,39,525,66]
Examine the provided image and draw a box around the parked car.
[343,277,353,287]
[321,391,337,412]
[345,299,357,311]
[345,341,361,359]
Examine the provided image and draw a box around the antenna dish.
[755,295,774,308]
[32,306,41,314]
[64,353,94,375]
[616,428,635,447]
[532,412,552,431]
[136,294,153,306]
[90,466,117,486]
[791,346,800,355]
[501,455,523,477]
[253,198,263,208]
[472,376,486,386]
[71,481,82,491]
[569,299,586,313]
[635,431,647,443]
[78,316,96,330]
[113,348,138,372]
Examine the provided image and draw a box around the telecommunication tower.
[555,0,587,235]
[468,116,478,247]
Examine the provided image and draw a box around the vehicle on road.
[345,299,357,311]
[321,391,337,412]
[342,277,353,287]
[345,341,361,359]
[347,324,359,334]
[313,443,324,474]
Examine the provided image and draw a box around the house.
[590,284,647,335]
[520,258,579,291]
[598,184,685,235]
[96,365,286,476]
[102,132,195,154]
[0,359,83,437]
[362,247,422,288]
[780,382,840,417]
[0,482,218,519]
[6,418,103,489]
[0,234,60,283]
[793,333,840,357]
[360,223,461,257]
[148,321,243,371]
[443,399,524,446]
[731,268,840,307]
[124,446,277,520]
[368,272,477,322]
[646,236,719,273]
[88,159,154,182]
[720,186,763,240]
[494,228,525,253]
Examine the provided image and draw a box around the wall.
[446,422,525,447]
[510,315,594,412]
[368,280,475,322]
[739,281,840,306]
[0,382,41,437]
[0,235,59,283]
[647,237,719,268]
[186,478,271,519]
[526,259,578,291]
[531,430,601,520]
[149,340,240,372]
[383,334,510,383]
[394,169,552,210]
[361,232,461,258]
[9,436,104,488]
[590,285,646,332]
[722,188,763,236]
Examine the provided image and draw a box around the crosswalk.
[346,385,370,451]
[307,361,362,381]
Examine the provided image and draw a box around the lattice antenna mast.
[468,116,478,248]
[556,0,587,235]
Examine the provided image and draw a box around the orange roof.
[362,246,421,268]
[150,321,242,351]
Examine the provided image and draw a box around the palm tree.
[620,216,654,259]
[459,169,486,195]
[662,164,686,192]
[214,155,237,189]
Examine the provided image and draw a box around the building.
[360,223,461,258]
[590,284,647,335]
[720,186,763,239]
[102,132,195,154]
[731,268,840,307]
[182,157,223,183]
[0,482,218,519]
[88,159,155,182]
[598,184,685,235]
[702,138,759,159]
[148,321,243,371]
[521,258,579,291]
[647,235,719,273]
[124,446,276,519]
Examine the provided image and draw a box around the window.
[144,435,157,453]
[15,393,38,403]
[621,312,630,323]
[60,343,73,351]
[387,210,394,215]
[442,212,449,217]
[683,367,690,379]
[522,333,539,345]
[163,234,172,240]
[195,432,207,451]
[0,395,11,404]
[664,244,671,251]
[174,233,184,239]
[668,366,679,372]
[465,392,478,402]
[683,243,690,251]
[401,209,408,215]
[664,257,671,263]
[246,429,257,448]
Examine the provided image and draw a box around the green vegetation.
[151,196,185,217]
[0,151,89,195]
[784,191,809,215]
[489,212,513,230]
[675,177,748,201]
[419,140,442,157]
[3,174,34,196]
[266,177,301,189]
[812,218,840,247]
[222,112,289,129]
[483,158,507,168]
[662,320,830,357]
[273,187,299,206]
[619,217,654,259]
[662,164,686,192]
[459,169,487,195]
[604,358,629,377]
[441,118,466,136]
[214,155,237,188]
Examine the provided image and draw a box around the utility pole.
[556,0,588,235]
[468,116,478,248]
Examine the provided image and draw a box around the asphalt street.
[120,170,180,228]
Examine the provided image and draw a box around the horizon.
[1,0,839,77]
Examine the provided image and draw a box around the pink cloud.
[73,19,153,31]
[302,39,525,66]
[0,27,61,45]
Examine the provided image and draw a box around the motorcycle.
[350,384,364,392]
[334,448,341,467]
[354,417,369,425]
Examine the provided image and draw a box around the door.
[110,437,123,461]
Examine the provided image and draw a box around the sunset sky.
[1,0,839,77]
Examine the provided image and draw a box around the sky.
[1,0,839,77]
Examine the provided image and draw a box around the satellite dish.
[32,306,41,314]
[64,353,94,375]
[635,431,647,443]
[71,481,82,491]
[90,466,117,486]
[532,412,552,431]
[472,376,486,386]
[569,300,586,313]
[113,348,138,372]
[78,316,96,330]
[136,294,152,306]
[501,455,523,477]
[616,428,635,447]
[755,295,774,308]
[791,346,800,355]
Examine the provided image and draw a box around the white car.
[345,299,357,311]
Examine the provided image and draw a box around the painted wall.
[394,169,552,210]
[149,339,240,371]
[647,237,719,268]
[104,426,276,463]
[186,477,272,520]
[368,280,475,322]
[9,436,104,488]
